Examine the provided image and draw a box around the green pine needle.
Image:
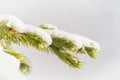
[50,45,83,68]
[4,48,25,62]
[19,32,48,50]
[85,47,98,59]
[78,47,87,54]
[39,24,55,30]
[4,48,31,74]
[20,62,31,75]
[0,21,48,51]
[51,36,78,53]
[49,35,84,68]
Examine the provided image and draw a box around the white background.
[0,0,120,80]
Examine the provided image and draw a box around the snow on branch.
[0,15,100,74]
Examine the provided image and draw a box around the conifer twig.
[0,15,100,74]
[4,48,31,74]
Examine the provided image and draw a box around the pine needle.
[4,48,31,74]
[51,36,78,53]
[50,45,83,68]
[0,21,48,51]
[85,47,98,59]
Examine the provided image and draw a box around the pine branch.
[0,16,100,74]
[50,45,83,68]
[51,35,99,58]
[3,48,31,74]
[48,35,84,68]
[0,21,48,51]
[0,35,31,74]
[51,36,78,53]
[18,32,47,50]
[39,25,100,68]
[78,46,99,59]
